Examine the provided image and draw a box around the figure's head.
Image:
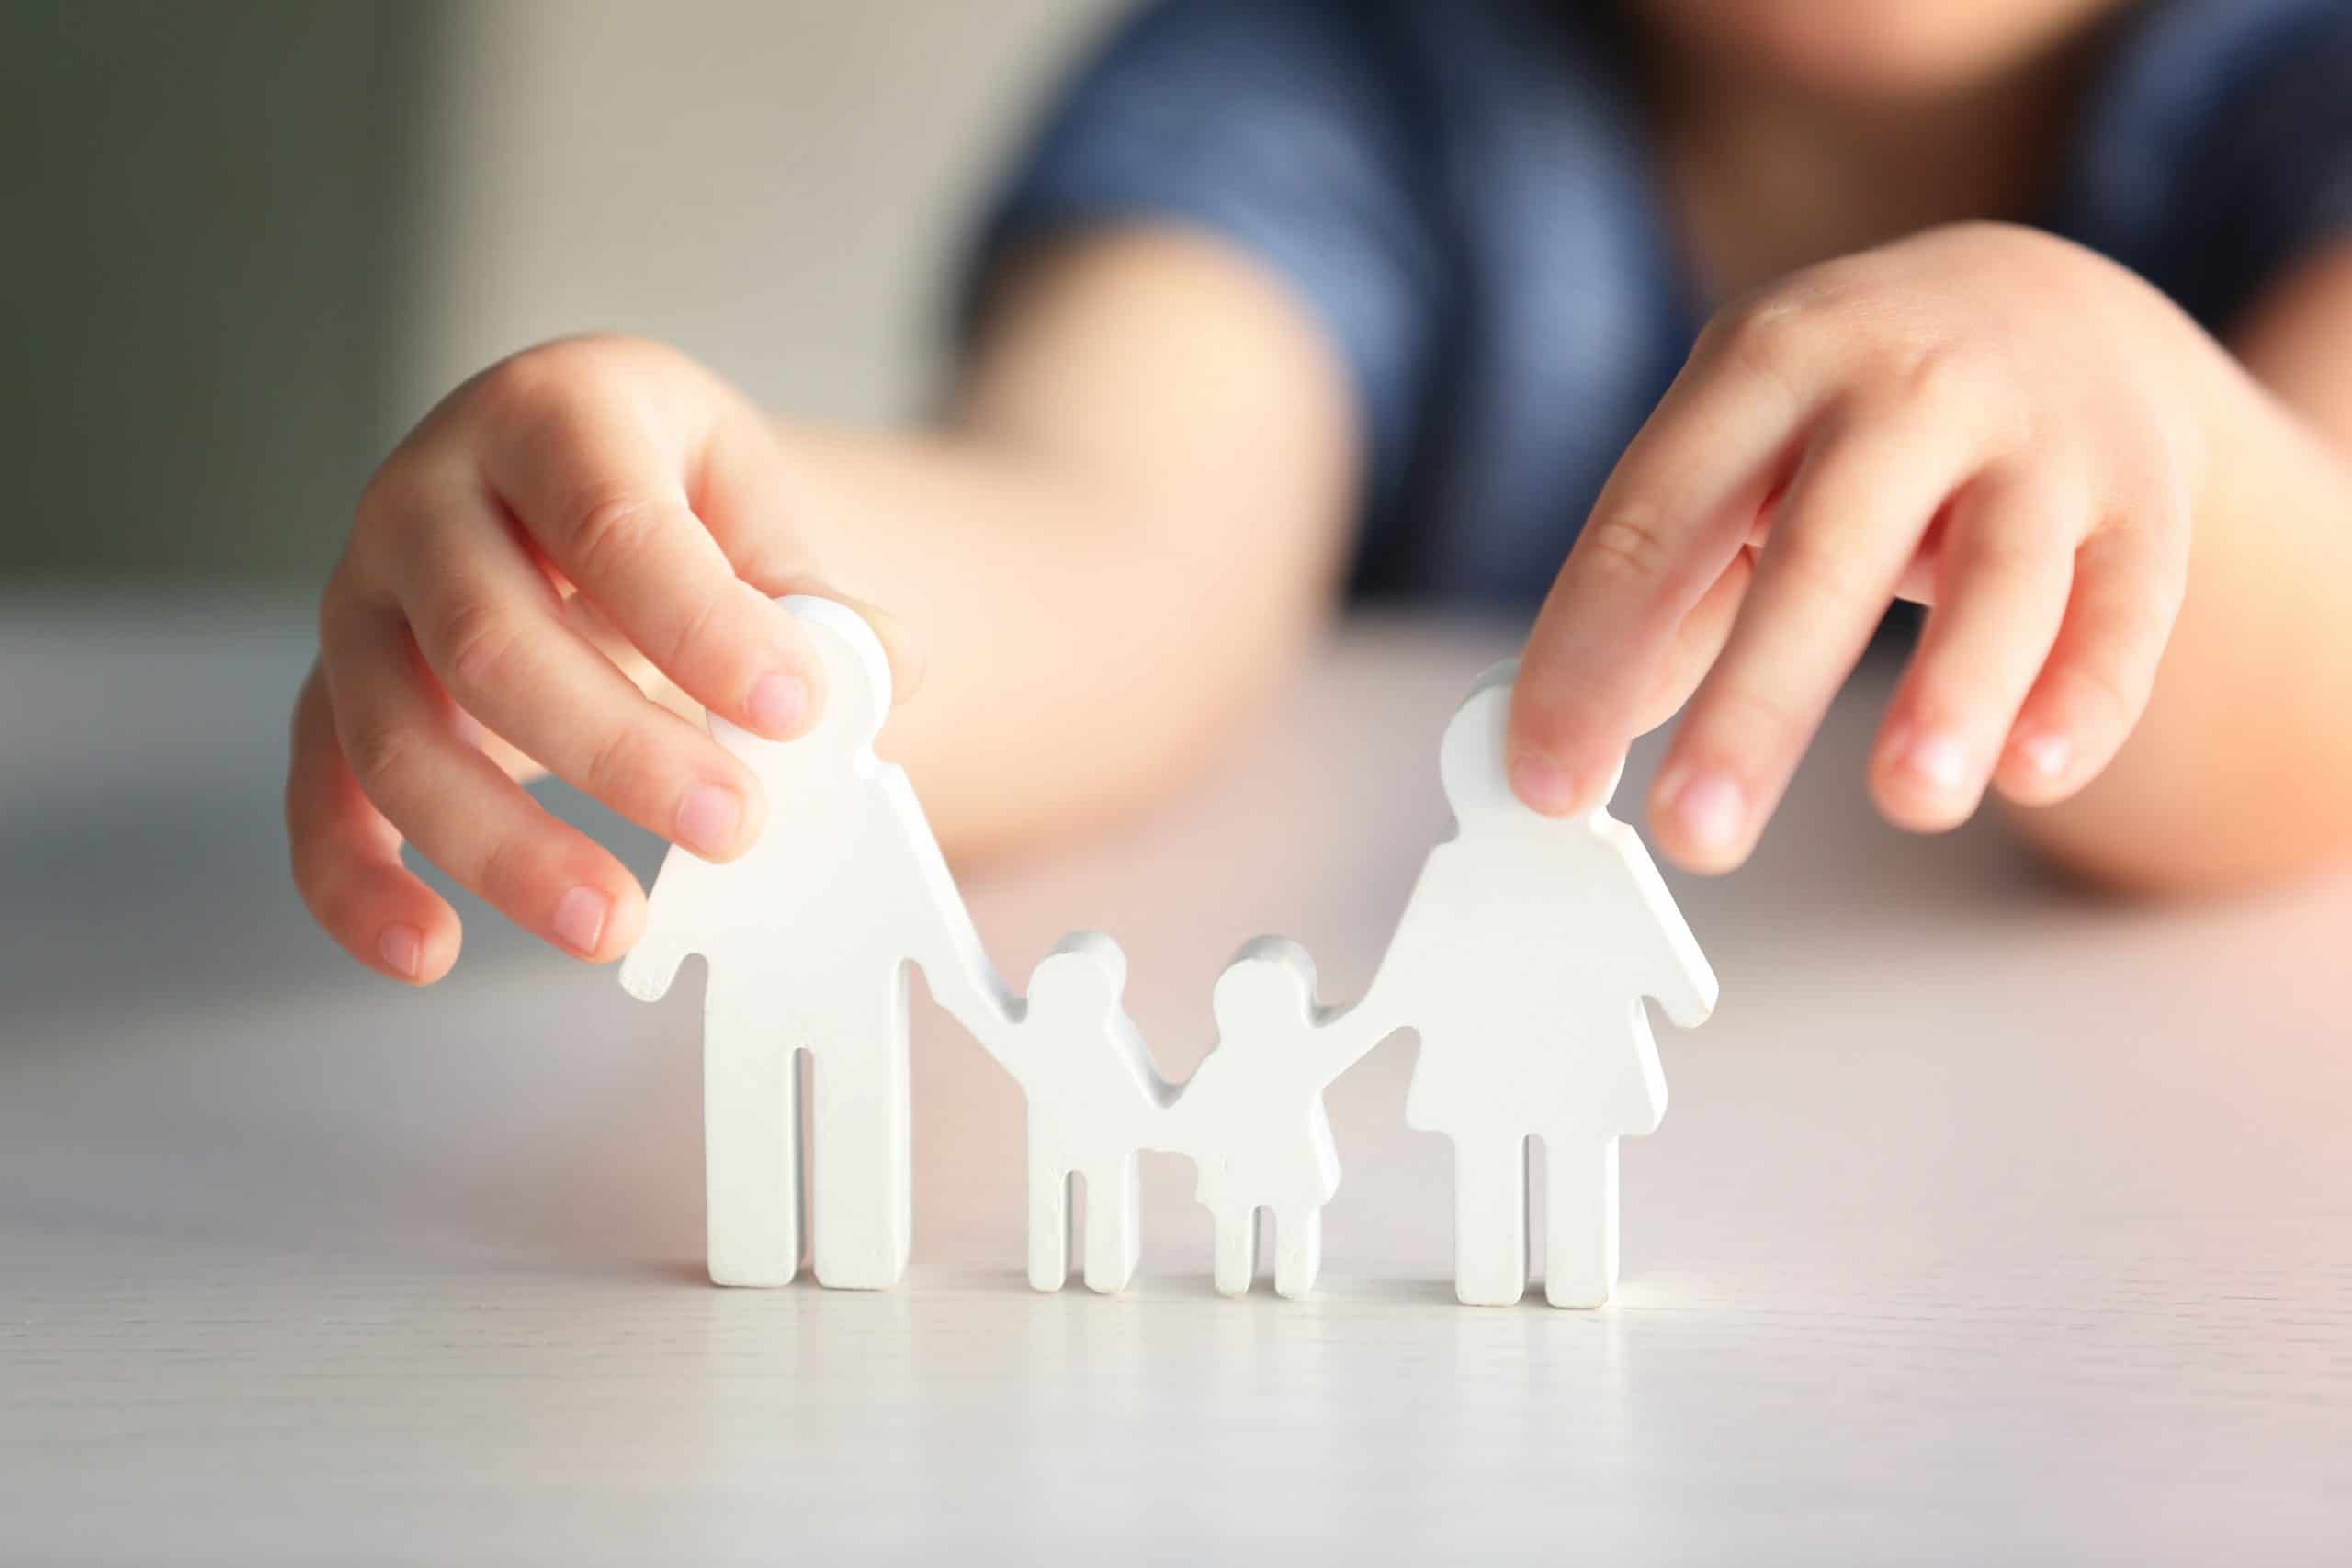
[1626,0,2132,99]
[707,594,890,768]
[1023,931,1130,1030]
[1210,937,1319,1036]
[1438,660,1622,824]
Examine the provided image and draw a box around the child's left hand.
[1504,220,2214,872]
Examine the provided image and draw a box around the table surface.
[4,598,2348,1565]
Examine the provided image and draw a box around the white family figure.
[982,932,1173,1294]
[1172,939,1384,1300]
[1359,660,1719,1307]
[620,600,1719,1307]
[620,596,1007,1291]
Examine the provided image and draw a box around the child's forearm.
[774,230,1363,856]
[2001,247,2352,890]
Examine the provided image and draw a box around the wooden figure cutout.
[1170,938,1385,1300]
[620,597,1010,1290]
[978,932,1174,1294]
[1359,660,1718,1307]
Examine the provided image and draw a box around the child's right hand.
[286,335,895,985]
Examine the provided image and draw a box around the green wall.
[2,1,439,588]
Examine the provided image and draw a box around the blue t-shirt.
[969,0,2352,604]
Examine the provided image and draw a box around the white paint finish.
[662,637,1707,1309]
[5,603,2351,1562]
[1170,937,1385,1299]
[1358,660,1718,1306]
[621,597,1009,1288]
[983,931,1171,1294]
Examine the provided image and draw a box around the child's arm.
[1497,222,2352,892]
[286,228,1362,983]
[1999,244,2352,890]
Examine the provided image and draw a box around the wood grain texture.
[3,602,2347,1563]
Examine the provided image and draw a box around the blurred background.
[3,0,1117,592]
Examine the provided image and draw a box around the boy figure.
[621,597,1008,1290]
[985,932,1172,1294]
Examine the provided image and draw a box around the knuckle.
[1713,677,1815,754]
[581,721,657,804]
[353,462,410,538]
[1578,504,1675,585]
[1892,341,1986,419]
[663,584,734,676]
[1703,293,1815,382]
[1771,527,1869,605]
[560,484,673,581]
[473,343,598,423]
[2056,654,2143,734]
[473,831,537,912]
[1958,508,2052,581]
[435,593,522,697]
[341,712,420,803]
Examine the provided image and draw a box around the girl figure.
[1172,938,1385,1300]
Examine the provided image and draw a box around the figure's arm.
[616,847,709,1003]
[1605,825,1719,1030]
[1305,1000,1404,1086]
[883,772,1021,1053]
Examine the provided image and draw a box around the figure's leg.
[1212,1206,1258,1297]
[1080,1154,1141,1295]
[1027,1153,1069,1292]
[1543,1134,1620,1309]
[807,998,914,1290]
[1272,1206,1322,1301]
[702,990,800,1287]
[1452,1139,1530,1307]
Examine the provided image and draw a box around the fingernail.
[379,922,423,980]
[1658,765,1747,852]
[747,671,808,736]
[2017,729,2073,779]
[552,886,609,955]
[1509,752,1577,816]
[1895,729,1973,794]
[674,784,742,857]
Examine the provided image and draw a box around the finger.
[1649,397,1984,871]
[1624,547,1758,739]
[1510,325,1815,814]
[389,479,770,863]
[1993,513,2188,807]
[481,379,830,741]
[322,598,645,964]
[287,660,461,985]
[1869,466,2083,831]
[697,410,930,701]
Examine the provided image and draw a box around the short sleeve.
[2196,9,2352,310]
[2064,0,2352,329]
[960,0,1451,511]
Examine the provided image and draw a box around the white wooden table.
[4,599,2347,1564]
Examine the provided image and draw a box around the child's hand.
[1506,222,2210,871]
[288,335,899,983]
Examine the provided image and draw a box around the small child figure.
[1172,938,1383,1301]
[989,932,1173,1294]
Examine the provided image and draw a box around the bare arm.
[288,226,1361,982]
[1998,242,2352,891]
[768,228,1363,856]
